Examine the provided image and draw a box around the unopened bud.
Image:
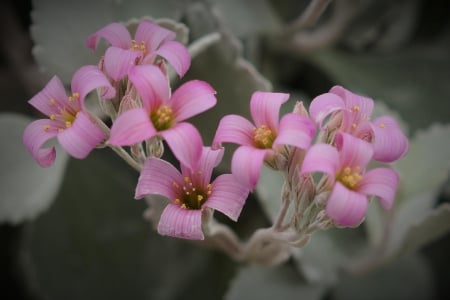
[293,101,309,118]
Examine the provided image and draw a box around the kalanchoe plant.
[22,17,410,268]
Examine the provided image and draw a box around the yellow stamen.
[50,114,56,120]
[65,121,72,128]
[253,125,275,149]
[43,125,51,131]
[151,105,174,130]
[352,105,360,112]
[379,123,385,128]
[338,166,363,189]
[49,98,55,106]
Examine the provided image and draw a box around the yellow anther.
[175,198,181,205]
[343,167,352,175]
[172,182,180,189]
[43,125,51,131]
[180,204,187,209]
[352,123,357,129]
[49,98,55,106]
[151,105,174,130]
[197,195,204,202]
[65,121,72,128]
[352,105,360,112]
[50,114,56,120]
[72,92,80,99]
[184,176,190,183]
[253,125,275,149]
[338,166,363,189]
[379,123,386,128]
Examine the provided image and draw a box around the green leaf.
[0,113,69,224]
[31,0,186,83]
[331,254,436,300]
[29,149,236,299]
[225,263,327,300]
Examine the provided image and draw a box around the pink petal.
[326,182,368,227]
[158,204,204,240]
[309,92,345,126]
[371,116,409,163]
[22,119,57,167]
[170,80,216,122]
[108,108,156,146]
[357,168,399,210]
[250,91,290,131]
[86,22,131,50]
[212,115,255,148]
[134,20,176,53]
[57,112,104,159]
[71,65,115,102]
[103,47,141,81]
[28,76,68,116]
[128,65,169,111]
[181,147,224,187]
[301,144,339,179]
[161,122,203,170]
[231,146,268,190]
[204,174,249,221]
[274,113,315,150]
[155,40,191,77]
[135,157,183,200]
[335,132,373,170]
[330,85,374,117]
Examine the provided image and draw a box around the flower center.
[173,176,212,210]
[44,93,80,132]
[151,105,174,131]
[253,125,275,149]
[337,166,362,189]
[130,39,147,54]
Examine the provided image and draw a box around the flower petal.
[335,132,373,170]
[326,182,368,227]
[135,20,176,52]
[71,65,115,102]
[103,47,141,81]
[108,108,156,146]
[357,168,399,210]
[135,157,183,200]
[22,119,57,167]
[212,115,255,148]
[330,85,374,116]
[250,91,289,131]
[371,116,409,163]
[57,112,104,159]
[28,76,67,116]
[158,204,204,240]
[161,122,203,170]
[128,65,169,111]
[231,146,268,190]
[170,80,216,122]
[155,40,191,77]
[205,174,249,221]
[86,22,131,50]
[309,92,345,126]
[300,144,339,179]
[274,113,315,150]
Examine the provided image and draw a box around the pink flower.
[23,66,115,167]
[213,91,315,189]
[309,85,409,162]
[301,132,399,227]
[86,19,190,81]
[135,146,249,240]
[108,65,216,168]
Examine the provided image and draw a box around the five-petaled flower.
[135,146,249,240]
[309,85,409,162]
[301,132,399,227]
[23,65,115,167]
[86,19,190,81]
[213,91,315,189]
[108,65,217,169]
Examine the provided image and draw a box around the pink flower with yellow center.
[135,147,249,240]
[86,19,190,81]
[212,91,315,189]
[301,132,399,227]
[23,66,115,167]
[309,85,409,163]
[108,65,217,169]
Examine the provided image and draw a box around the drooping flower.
[212,91,315,189]
[300,132,399,227]
[135,146,249,240]
[309,85,409,163]
[23,66,115,167]
[108,64,216,169]
[86,19,190,81]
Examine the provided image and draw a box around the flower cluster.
[23,19,408,260]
